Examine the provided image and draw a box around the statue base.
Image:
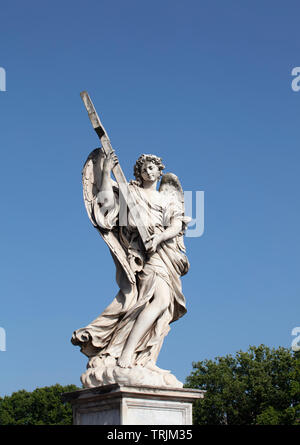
[62,384,204,425]
[80,356,184,388]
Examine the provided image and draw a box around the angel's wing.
[83,148,103,227]
[82,148,136,285]
[159,171,183,201]
[159,172,190,252]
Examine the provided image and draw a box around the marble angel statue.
[72,148,190,388]
[71,104,191,387]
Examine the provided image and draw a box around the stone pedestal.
[62,384,204,425]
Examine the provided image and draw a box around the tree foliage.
[0,384,79,425]
[185,345,300,425]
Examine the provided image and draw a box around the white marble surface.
[63,384,204,425]
[122,398,191,425]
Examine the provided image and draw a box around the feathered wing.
[82,148,136,285]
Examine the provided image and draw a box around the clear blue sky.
[0,0,299,397]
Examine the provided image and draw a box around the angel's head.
[133,154,165,186]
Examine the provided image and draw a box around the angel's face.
[140,161,160,184]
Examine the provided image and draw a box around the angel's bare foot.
[145,363,171,374]
[117,352,133,368]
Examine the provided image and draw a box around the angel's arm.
[159,192,184,243]
[146,219,182,253]
[97,152,118,213]
[159,219,182,243]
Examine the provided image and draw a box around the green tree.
[185,345,300,425]
[0,383,79,425]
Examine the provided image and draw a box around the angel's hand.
[103,150,119,173]
[145,234,163,254]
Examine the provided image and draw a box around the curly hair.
[132,154,165,186]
